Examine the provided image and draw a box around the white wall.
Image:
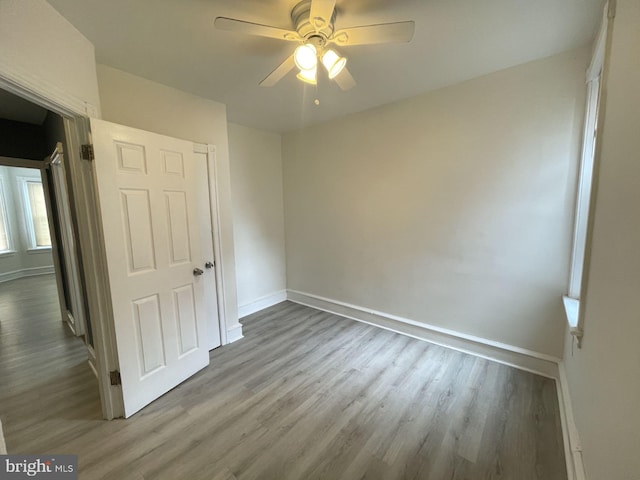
[563,1,640,478]
[0,0,100,115]
[228,123,286,316]
[0,166,54,280]
[96,64,240,336]
[283,49,588,358]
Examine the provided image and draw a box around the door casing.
[49,143,87,338]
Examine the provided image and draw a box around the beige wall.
[563,1,640,478]
[228,124,286,311]
[0,0,100,114]
[97,64,240,334]
[283,49,588,357]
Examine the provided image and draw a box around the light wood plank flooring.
[1,276,567,479]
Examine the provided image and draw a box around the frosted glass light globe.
[294,44,317,71]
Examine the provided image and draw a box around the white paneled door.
[91,119,218,417]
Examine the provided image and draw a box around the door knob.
[193,267,204,276]
[205,261,214,269]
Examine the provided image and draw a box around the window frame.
[17,175,52,252]
[0,175,15,255]
[568,78,601,300]
[564,2,610,343]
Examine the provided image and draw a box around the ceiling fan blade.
[331,21,415,46]
[214,17,302,42]
[334,67,356,91]
[259,54,296,87]
[309,0,336,31]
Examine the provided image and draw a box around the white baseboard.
[286,290,585,475]
[557,362,587,480]
[0,266,54,283]
[238,290,287,319]
[226,324,244,344]
[287,289,561,379]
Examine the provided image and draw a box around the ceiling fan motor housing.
[292,0,336,43]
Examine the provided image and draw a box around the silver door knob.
[193,267,204,276]
[205,261,214,269]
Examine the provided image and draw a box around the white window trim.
[564,2,609,343]
[17,175,52,251]
[568,78,600,301]
[0,175,14,254]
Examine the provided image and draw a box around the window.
[568,78,601,300]
[565,3,609,341]
[0,178,12,253]
[19,177,52,249]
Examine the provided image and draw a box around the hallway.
[0,274,101,452]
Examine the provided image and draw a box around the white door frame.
[62,116,124,418]
[49,143,87,338]
[196,143,229,344]
[0,72,122,419]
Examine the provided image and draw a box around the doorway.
[0,90,103,451]
[0,71,235,425]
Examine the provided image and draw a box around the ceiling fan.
[214,0,415,91]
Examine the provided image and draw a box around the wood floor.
[0,275,567,479]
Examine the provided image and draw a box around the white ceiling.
[47,0,604,133]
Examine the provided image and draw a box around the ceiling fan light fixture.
[296,66,317,85]
[321,49,347,79]
[294,43,318,71]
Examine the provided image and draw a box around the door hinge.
[81,144,95,161]
[110,370,122,386]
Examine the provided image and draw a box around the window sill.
[0,250,17,257]
[563,295,583,339]
[27,247,52,254]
